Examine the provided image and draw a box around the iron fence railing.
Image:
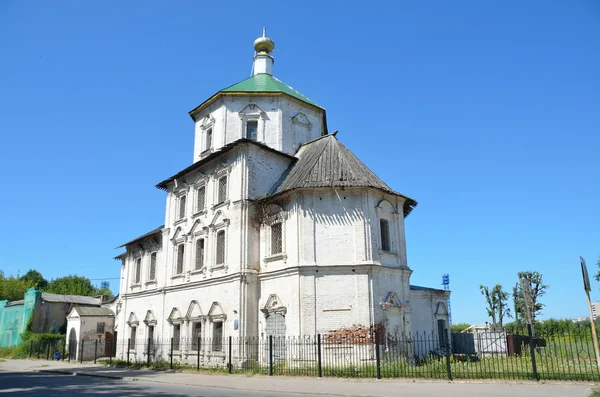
[27,326,600,381]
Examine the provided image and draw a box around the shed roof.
[41,293,100,306]
[271,134,417,216]
[71,306,114,317]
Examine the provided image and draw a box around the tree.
[0,275,29,302]
[515,271,548,328]
[20,269,48,290]
[594,254,600,283]
[480,284,511,331]
[450,323,471,333]
[45,275,97,296]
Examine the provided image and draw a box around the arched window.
[380,219,390,252]
[271,222,282,255]
[205,128,213,151]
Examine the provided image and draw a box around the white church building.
[112,32,450,363]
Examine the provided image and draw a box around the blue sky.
[0,1,598,325]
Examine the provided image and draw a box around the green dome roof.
[220,74,322,109]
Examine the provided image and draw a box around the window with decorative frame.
[176,244,185,274]
[191,322,202,350]
[130,326,137,349]
[212,321,223,351]
[205,128,213,151]
[149,252,157,281]
[217,176,227,204]
[134,258,141,284]
[173,324,181,350]
[178,195,187,220]
[196,185,206,212]
[216,230,225,265]
[195,238,205,270]
[380,219,390,252]
[271,222,282,255]
[245,120,258,140]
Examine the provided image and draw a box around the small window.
[271,222,282,255]
[149,253,157,281]
[212,322,223,351]
[216,231,225,265]
[176,244,185,274]
[218,176,227,203]
[246,120,258,141]
[96,322,105,334]
[380,219,390,252]
[134,258,141,284]
[205,128,212,151]
[178,195,187,220]
[195,238,205,270]
[191,322,202,350]
[130,326,137,349]
[148,325,154,351]
[173,324,181,350]
[196,185,206,212]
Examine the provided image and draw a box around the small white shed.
[66,306,115,361]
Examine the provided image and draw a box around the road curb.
[37,369,124,380]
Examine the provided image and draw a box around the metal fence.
[29,326,600,381]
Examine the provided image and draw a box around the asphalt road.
[0,369,331,397]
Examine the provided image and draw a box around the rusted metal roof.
[271,134,417,216]
[155,139,295,191]
[117,225,164,249]
[41,293,100,306]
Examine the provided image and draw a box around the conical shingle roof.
[272,134,417,216]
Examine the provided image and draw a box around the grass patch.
[588,391,600,397]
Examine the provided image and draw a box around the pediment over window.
[170,226,184,241]
[376,199,398,214]
[210,210,229,227]
[144,310,157,326]
[127,312,139,326]
[261,294,287,315]
[186,300,206,320]
[436,302,449,315]
[381,292,405,310]
[238,104,266,117]
[208,301,227,321]
[167,307,184,324]
[292,112,312,130]
[188,219,207,235]
[199,115,215,129]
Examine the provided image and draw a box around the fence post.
[228,336,233,374]
[94,340,98,364]
[269,335,273,376]
[80,340,84,363]
[444,328,452,381]
[45,341,50,360]
[62,338,66,361]
[127,338,130,366]
[197,336,200,370]
[170,337,174,370]
[146,337,151,367]
[375,331,381,379]
[29,340,33,358]
[317,334,322,377]
[109,339,112,366]
[68,341,71,362]
[527,324,538,381]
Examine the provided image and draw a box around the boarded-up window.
[173,324,181,350]
[197,185,206,211]
[216,231,225,265]
[178,195,187,220]
[380,219,390,252]
[218,176,227,203]
[96,322,105,334]
[191,322,202,350]
[134,258,141,284]
[149,253,157,281]
[212,322,223,351]
[195,239,204,270]
[271,222,282,255]
[246,120,258,140]
[206,128,212,150]
[176,244,185,274]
